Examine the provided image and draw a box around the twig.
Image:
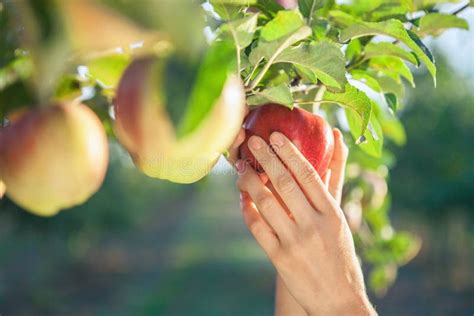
[307,0,317,26]
[294,101,322,106]
[313,85,326,112]
[451,1,470,15]
[247,58,274,91]
[290,84,319,93]
[244,57,263,87]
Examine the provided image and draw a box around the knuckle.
[277,174,296,194]
[249,223,264,237]
[256,194,274,211]
[271,141,285,156]
[333,210,346,227]
[301,165,319,185]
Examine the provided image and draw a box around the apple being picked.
[239,103,334,176]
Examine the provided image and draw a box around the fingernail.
[249,136,263,150]
[270,132,284,147]
[235,160,245,174]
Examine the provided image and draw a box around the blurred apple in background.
[114,52,246,184]
[0,103,109,216]
[0,180,5,199]
[59,0,161,56]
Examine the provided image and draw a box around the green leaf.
[261,64,295,86]
[0,80,35,119]
[345,39,362,62]
[350,70,382,92]
[380,113,406,146]
[364,42,419,66]
[54,75,81,101]
[328,10,357,28]
[369,56,415,87]
[418,13,469,36]
[368,3,409,22]
[348,147,395,170]
[249,25,312,65]
[253,0,285,17]
[384,93,398,112]
[414,0,464,10]
[177,40,237,137]
[347,0,387,15]
[211,4,242,21]
[274,41,347,89]
[338,18,436,85]
[210,0,256,20]
[247,83,294,107]
[0,55,33,91]
[346,107,384,157]
[366,232,421,266]
[376,74,405,101]
[369,264,397,295]
[87,54,131,89]
[220,13,259,49]
[311,19,329,40]
[373,99,406,146]
[322,84,372,137]
[260,11,305,41]
[294,64,318,83]
[298,0,324,19]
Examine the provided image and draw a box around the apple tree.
[0,0,471,293]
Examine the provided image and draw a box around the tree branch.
[451,2,470,16]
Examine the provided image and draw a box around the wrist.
[338,295,376,316]
[307,293,376,316]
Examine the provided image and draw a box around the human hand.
[236,130,375,315]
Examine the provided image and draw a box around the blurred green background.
[1,9,473,316]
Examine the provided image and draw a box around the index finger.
[269,132,338,215]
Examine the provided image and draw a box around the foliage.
[0,0,471,294]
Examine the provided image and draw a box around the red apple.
[239,104,334,176]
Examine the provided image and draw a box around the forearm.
[306,288,377,316]
[275,275,376,316]
[275,275,307,316]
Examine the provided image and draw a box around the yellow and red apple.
[0,103,109,216]
[114,56,246,183]
[59,0,162,56]
[0,180,5,199]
